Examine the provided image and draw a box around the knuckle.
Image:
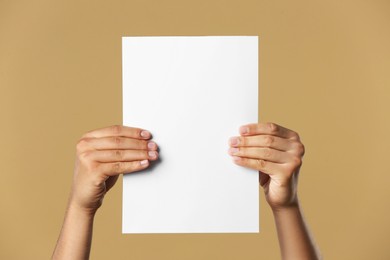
[76,138,89,153]
[291,156,302,167]
[291,131,300,140]
[264,135,274,146]
[267,122,278,134]
[114,150,124,160]
[111,125,122,135]
[79,152,98,171]
[256,159,267,169]
[112,162,123,173]
[112,136,122,146]
[79,150,91,162]
[297,142,305,156]
[283,156,302,174]
[263,148,273,158]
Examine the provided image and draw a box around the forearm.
[52,203,96,260]
[272,201,321,260]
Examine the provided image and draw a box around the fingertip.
[148,150,158,160]
[232,156,242,163]
[147,141,157,150]
[229,137,240,146]
[228,147,239,156]
[140,159,149,166]
[239,125,249,135]
[140,130,151,139]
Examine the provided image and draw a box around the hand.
[228,122,305,210]
[69,125,159,214]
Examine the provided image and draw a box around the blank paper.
[122,36,259,233]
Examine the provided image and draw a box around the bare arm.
[272,202,320,260]
[53,123,319,259]
[52,125,159,260]
[52,204,95,260]
[229,122,321,260]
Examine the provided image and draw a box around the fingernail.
[140,159,149,166]
[148,151,157,158]
[147,141,156,149]
[140,130,150,138]
[240,126,249,135]
[228,147,239,155]
[229,137,240,146]
[232,156,241,162]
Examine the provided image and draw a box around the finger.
[229,135,293,151]
[82,125,152,140]
[99,160,150,176]
[228,147,291,163]
[239,122,300,140]
[231,156,282,175]
[87,149,158,162]
[81,137,157,151]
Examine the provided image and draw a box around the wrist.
[67,201,98,219]
[270,198,300,215]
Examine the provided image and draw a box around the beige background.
[1,0,389,259]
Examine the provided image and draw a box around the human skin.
[229,123,321,259]
[52,123,321,260]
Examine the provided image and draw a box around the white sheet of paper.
[122,36,259,233]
